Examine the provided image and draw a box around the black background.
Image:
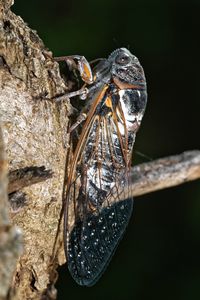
[13,1,200,299]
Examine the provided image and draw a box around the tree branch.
[0,1,69,299]
[130,150,200,197]
[106,150,200,205]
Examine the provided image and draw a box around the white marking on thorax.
[118,89,144,132]
[118,90,135,122]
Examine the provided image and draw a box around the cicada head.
[108,48,146,89]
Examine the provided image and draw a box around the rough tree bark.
[0,1,71,299]
[0,1,200,300]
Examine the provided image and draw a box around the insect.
[56,48,147,286]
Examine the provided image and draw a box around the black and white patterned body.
[65,48,147,286]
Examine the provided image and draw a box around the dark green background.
[13,0,200,299]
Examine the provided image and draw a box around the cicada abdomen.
[64,48,147,286]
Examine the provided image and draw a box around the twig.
[130,150,200,197]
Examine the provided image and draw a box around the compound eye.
[115,53,131,65]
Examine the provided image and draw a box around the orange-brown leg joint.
[82,63,93,84]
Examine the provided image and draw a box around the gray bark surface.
[0,1,71,299]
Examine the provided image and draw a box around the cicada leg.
[54,55,97,130]
[53,55,95,102]
[53,85,89,102]
[55,55,93,85]
[68,113,87,133]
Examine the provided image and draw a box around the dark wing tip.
[67,198,133,286]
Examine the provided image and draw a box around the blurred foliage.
[13,0,200,299]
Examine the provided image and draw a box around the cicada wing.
[65,102,134,286]
[67,198,133,286]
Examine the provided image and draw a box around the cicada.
[56,48,147,286]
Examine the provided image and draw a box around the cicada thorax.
[65,48,147,286]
